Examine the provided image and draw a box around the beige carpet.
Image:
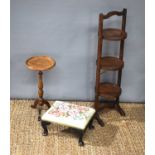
[10,100,144,155]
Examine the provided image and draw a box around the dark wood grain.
[102,28,127,41]
[38,71,43,99]
[100,56,124,71]
[99,83,121,99]
[102,10,126,19]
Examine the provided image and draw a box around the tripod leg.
[31,99,38,109]
[43,99,51,109]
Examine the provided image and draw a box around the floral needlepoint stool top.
[42,101,96,130]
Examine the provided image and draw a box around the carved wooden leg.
[94,93,104,127]
[95,93,99,110]
[43,99,51,109]
[41,121,49,136]
[115,98,125,116]
[79,130,84,146]
[31,99,39,109]
[94,112,104,127]
[116,69,125,116]
[38,107,41,121]
[88,117,95,129]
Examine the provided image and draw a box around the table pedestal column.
[31,71,51,120]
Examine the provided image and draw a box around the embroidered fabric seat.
[41,101,96,146]
[42,101,96,130]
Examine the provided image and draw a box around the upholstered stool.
[41,101,96,146]
[26,56,56,121]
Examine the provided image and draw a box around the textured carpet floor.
[11,100,144,155]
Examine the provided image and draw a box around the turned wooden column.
[38,71,43,102]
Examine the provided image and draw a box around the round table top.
[26,56,56,71]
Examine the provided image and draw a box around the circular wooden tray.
[102,28,127,41]
[26,56,56,71]
[99,83,121,99]
[100,56,124,71]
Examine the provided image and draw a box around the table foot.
[43,99,51,108]
[89,125,95,130]
[32,99,51,121]
[95,113,104,127]
[41,121,49,136]
[31,99,39,109]
[38,116,41,121]
[96,100,126,117]
[79,141,84,146]
[31,99,50,109]
[79,131,84,146]
[115,104,126,116]
[88,118,95,129]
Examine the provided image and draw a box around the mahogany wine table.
[26,56,56,120]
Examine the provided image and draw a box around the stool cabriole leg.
[79,130,84,146]
[88,117,95,129]
[38,107,41,121]
[41,121,48,136]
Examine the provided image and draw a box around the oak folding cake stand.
[95,9,127,125]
